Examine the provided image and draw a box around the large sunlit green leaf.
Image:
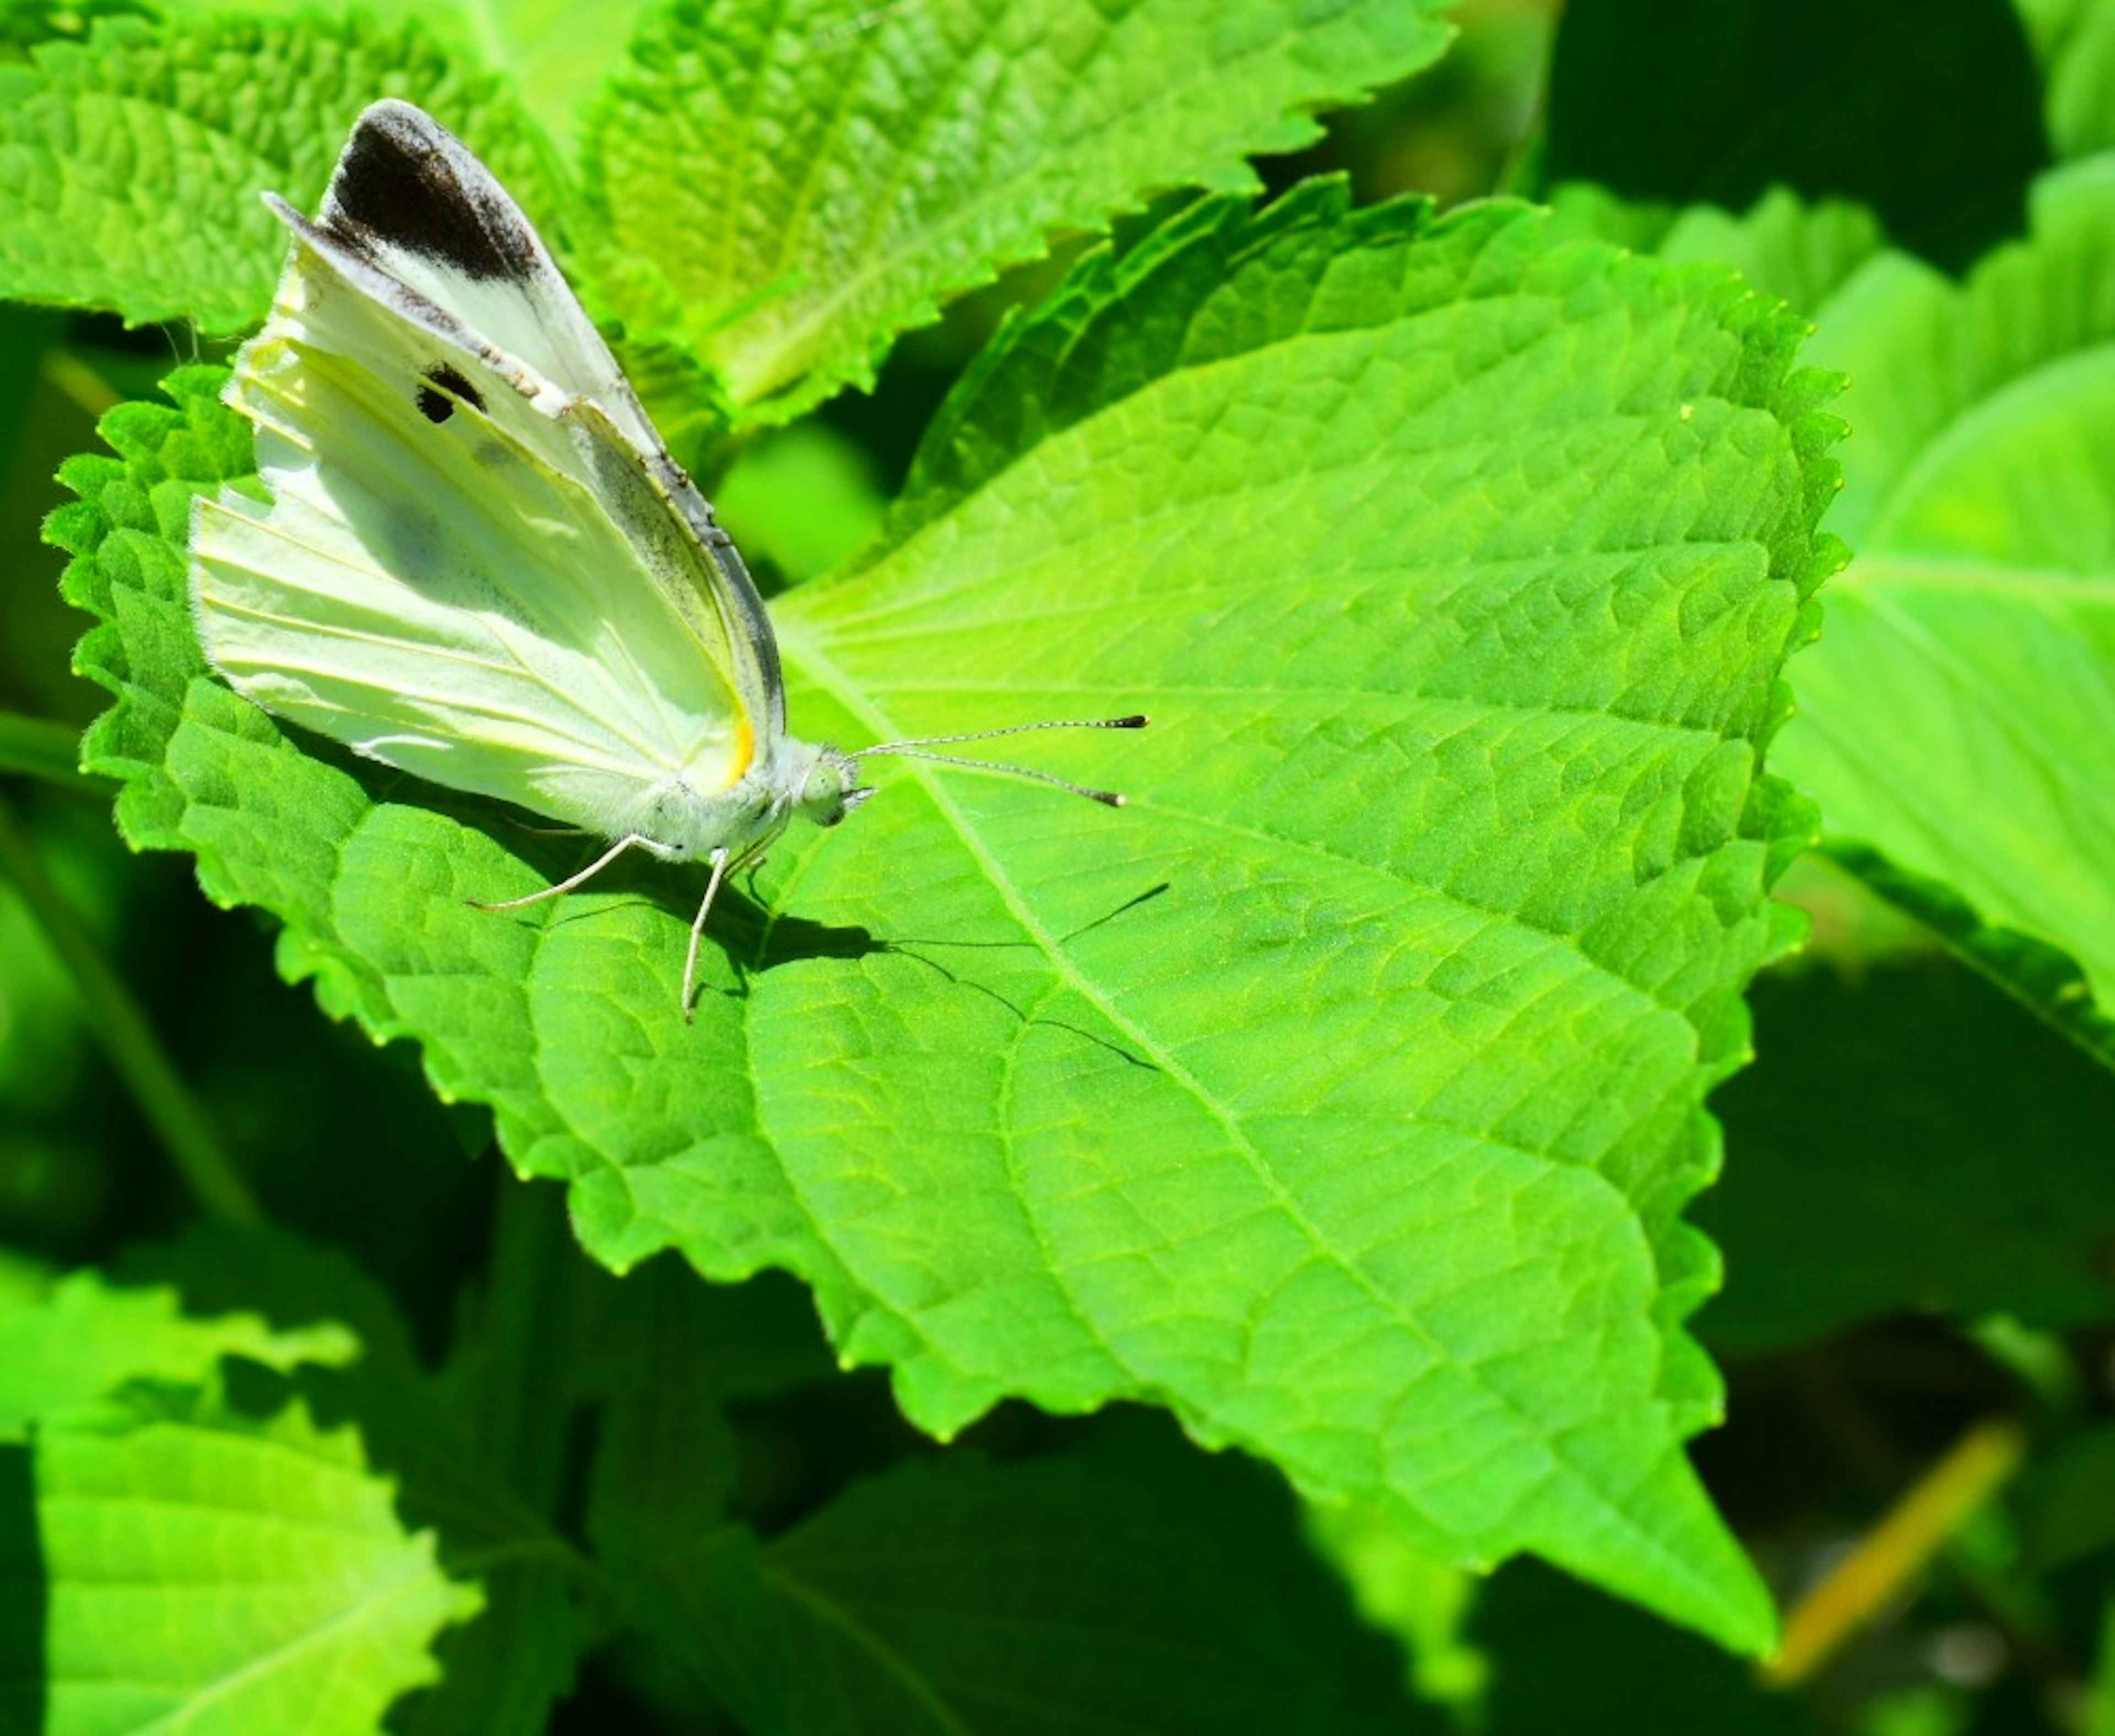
[1,3,1453,435]
[58,181,1835,1647]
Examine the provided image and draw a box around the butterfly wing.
[191,101,787,845]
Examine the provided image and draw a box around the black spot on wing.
[323,101,540,284]
[416,363,486,424]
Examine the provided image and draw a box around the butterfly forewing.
[303,101,787,739]
[312,100,657,452]
[192,104,778,842]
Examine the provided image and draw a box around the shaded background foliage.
[2,0,2113,1732]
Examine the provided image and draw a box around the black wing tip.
[323,99,540,285]
[355,97,443,134]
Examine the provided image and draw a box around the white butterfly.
[190,100,1141,1017]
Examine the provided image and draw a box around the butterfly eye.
[814,786,874,828]
[416,364,486,424]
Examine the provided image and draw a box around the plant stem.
[0,788,261,1227]
[0,710,98,792]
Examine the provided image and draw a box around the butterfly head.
[782,742,872,829]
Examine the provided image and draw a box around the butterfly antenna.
[855,715,1148,807]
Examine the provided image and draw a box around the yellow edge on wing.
[722,714,755,790]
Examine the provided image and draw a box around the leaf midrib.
[772,618,1736,1619]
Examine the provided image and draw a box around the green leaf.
[1307,1498,1486,1712]
[0,1230,497,1732]
[584,1261,839,1563]
[583,0,1456,421]
[1698,956,2115,1354]
[401,0,657,144]
[1473,1559,1812,1736]
[715,422,890,588]
[1758,160,2115,1065]
[1541,0,2047,273]
[0,0,149,66]
[0,12,546,332]
[28,1370,480,1734]
[62,186,1838,1649]
[2032,0,2115,162]
[0,1258,359,1434]
[1548,184,1889,328]
[207,0,656,144]
[18,1223,592,1735]
[626,1425,1418,1734]
[2019,1421,2115,1571]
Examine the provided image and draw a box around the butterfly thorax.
[623,739,867,862]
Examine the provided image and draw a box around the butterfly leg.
[470,833,650,911]
[680,847,735,1024]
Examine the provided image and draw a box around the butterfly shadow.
[482,836,893,969]
[730,883,1173,1072]
[323,764,1165,1060]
